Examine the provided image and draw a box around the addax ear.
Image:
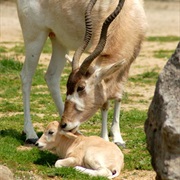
[96,59,126,82]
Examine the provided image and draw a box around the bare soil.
[0,1,179,180]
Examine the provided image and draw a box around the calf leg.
[75,166,113,179]
[55,157,78,168]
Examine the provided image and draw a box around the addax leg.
[21,32,47,143]
[100,101,110,141]
[110,99,125,147]
[45,36,67,116]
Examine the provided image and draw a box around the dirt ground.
[0,1,179,180]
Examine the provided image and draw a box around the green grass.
[147,36,180,42]
[10,44,24,54]
[0,110,151,179]
[119,109,151,170]
[0,46,8,53]
[0,58,23,73]
[0,39,51,56]
[2,35,177,178]
[129,69,159,85]
[153,49,174,59]
[42,39,52,54]
[0,44,153,179]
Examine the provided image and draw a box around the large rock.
[0,165,14,180]
[145,42,180,180]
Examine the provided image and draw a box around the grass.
[0,37,165,179]
[0,58,22,72]
[0,58,152,179]
[146,36,180,42]
[0,39,52,55]
[129,68,159,85]
[0,110,151,179]
[153,49,174,59]
[146,36,179,60]
[0,46,8,53]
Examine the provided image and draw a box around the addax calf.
[36,121,124,179]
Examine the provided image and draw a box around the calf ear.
[95,59,125,82]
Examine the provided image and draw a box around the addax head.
[60,0,125,132]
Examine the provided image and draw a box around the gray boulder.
[145,42,180,180]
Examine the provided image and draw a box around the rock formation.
[145,42,180,180]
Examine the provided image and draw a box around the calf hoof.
[25,138,38,144]
[115,142,126,148]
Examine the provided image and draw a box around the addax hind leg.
[45,34,67,116]
[21,32,48,144]
[110,99,125,147]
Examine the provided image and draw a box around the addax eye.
[48,130,54,135]
[77,85,85,92]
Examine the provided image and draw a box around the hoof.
[25,138,38,144]
[115,142,126,148]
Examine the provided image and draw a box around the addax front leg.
[100,101,110,141]
[110,99,125,147]
[21,32,47,143]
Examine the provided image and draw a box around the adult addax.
[17,0,147,144]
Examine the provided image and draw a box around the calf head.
[35,121,59,151]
